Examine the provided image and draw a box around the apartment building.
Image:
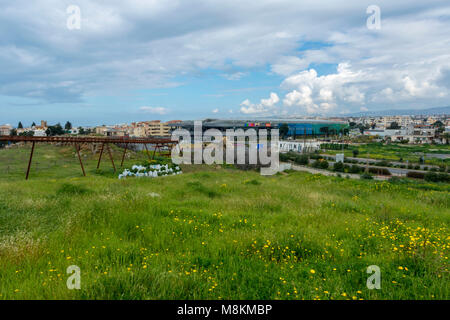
[146,121,170,136]
[0,124,12,135]
[382,116,413,128]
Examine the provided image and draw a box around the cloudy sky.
[1,0,450,126]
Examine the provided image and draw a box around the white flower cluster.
[118,163,182,179]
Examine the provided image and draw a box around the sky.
[1,0,450,126]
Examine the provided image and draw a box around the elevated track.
[0,135,177,179]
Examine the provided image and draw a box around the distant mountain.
[345,106,450,117]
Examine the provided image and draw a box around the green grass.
[322,142,450,166]
[0,144,449,300]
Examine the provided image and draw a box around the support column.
[25,141,35,180]
[106,144,116,172]
[75,144,86,176]
[120,143,128,167]
[97,143,104,169]
[144,143,151,161]
[152,144,161,160]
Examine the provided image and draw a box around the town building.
[169,119,348,137]
[0,124,12,136]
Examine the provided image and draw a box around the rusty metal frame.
[0,136,176,179]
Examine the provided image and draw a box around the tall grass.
[0,145,448,300]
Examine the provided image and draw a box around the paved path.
[320,154,439,169]
[284,162,390,181]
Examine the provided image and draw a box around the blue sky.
[1,0,450,127]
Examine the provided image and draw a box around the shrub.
[294,155,309,165]
[310,154,323,160]
[333,162,345,172]
[377,160,391,167]
[311,160,321,168]
[349,164,362,174]
[423,166,428,170]
[368,167,391,176]
[279,153,291,162]
[360,173,373,180]
[406,171,425,179]
[352,149,359,157]
[424,172,450,183]
[414,165,420,170]
[319,160,329,169]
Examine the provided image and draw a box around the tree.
[388,122,400,129]
[279,123,289,139]
[31,122,36,127]
[352,149,359,157]
[19,131,34,137]
[10,128,17,136]
[18,122,23,129]
[357,124,366,134]
[65,121,72,130]
[45,123,65,136]
[443,132,450,145]
[433,120,445,133]
[433,120,444,128]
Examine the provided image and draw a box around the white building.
[33,129,46,137]
[0,124,12,135]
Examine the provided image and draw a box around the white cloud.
[271,56,308,76]
[212,108,219,113]
[280,63,365,114]
[139,106,168,115]
[1,0,450,115]
[240,92,280,114]
[221,72,247,80]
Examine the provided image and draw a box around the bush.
[352,149,359,157]
[377,160,391,167]
[294,155,309,165]
[360,173,373,180]
[349,164,362,174]
[279,153,291,162]
[311,160,321,168]
[414,165,420,170]
[423,166,428,171]
[406,171,425,179]
[319,160,329,169]
[333,162,345,172]
[424,172,450,183]
[368,167,391,176]
[310,154,323,160]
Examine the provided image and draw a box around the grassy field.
[322,143,450,166]
[0,144,449,300]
